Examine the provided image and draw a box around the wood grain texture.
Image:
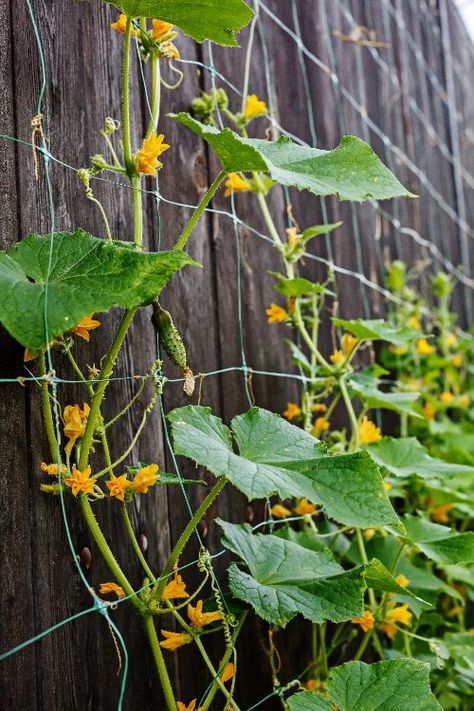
[0,0,473,709]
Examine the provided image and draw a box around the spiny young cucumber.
[152,302,187,371]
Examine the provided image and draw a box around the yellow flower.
[106,473,130,502]
[363,528,376,540]
[220,662,234,683]
[162,574,189,600]
[380,604,412,640]
[283,402,301,421]
[64,465,94,497]
[395,574,409,588]
[408,316,421,330]
[383,480,392,492]
[341,333,358,357]
[305,679,324,691]
[423,402,436,420]
[177,702,204,711]
[151,19,174,41]
[266,303,288,324]
[111,14,137,35]
[458,394,470,409]
[135,132,170,176]
[330,350,344,366]
[99,582,125,599]
[40,462,66,476]
[294,498,318,516]
[160,630,192,651]
[430,502,454,523]
[271,503,291,518]
[63,403,90,457]
[452,353,463,367]
[243,94,268,119]
[187,600,223,629]
[358,417,382,445]
[351,610,375,632]
[387,604,412,626]
[389,345,408,356]
[131,463,159,493]
[160,41,180,60]
[71,314,101,341]
[440,391,454,405]
[445,333,458,348]
[312,403,328,413]
[416,338,435,356]
[312,417,330,438]
[223,173,251,197]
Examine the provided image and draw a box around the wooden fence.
[1,0,473,708]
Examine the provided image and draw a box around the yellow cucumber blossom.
[136,132,170,176]
[358,417,382,444]
[266,303,288,324]
[106,473,130,502]
[329,350,344,366]
[243,94,268,119]
[99,582,125,599]
[63,403,90,457]
[270,503,291,518]
[312,417,330,437]
[159,630,192,651]
[416,338,435,356]
[187,599,223,629]
[64,465,94,497]
[111,14,137,36]
[162,573,189,600]
[224,172,251,197]
[283,402,301,420]
[151,19,174,41]
[71,313,101,341]
[294,498,318,516]
[440,391,454,405]
[341,332,358,357]
[130,463,159,493]
[351,609,374,632]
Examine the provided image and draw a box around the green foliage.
[169,406,399,527]
[332,317,421,345]
[348,370,421,417]
[287,659,442,710]
[0,230,195,350]
[105,0,253,46]
[172,113,415,200]
[367,436,474,480]
[397,515,474,565]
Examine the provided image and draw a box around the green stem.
[146,52,161,138]
[340,377,359,449]
[319,624,328,677]
[201,612,247,711]
[80,495,144,613]
[155,477,227,599]
[256,190,283,247]
[241,12,258,112]
[78,309,137,471]
[143,615,177,711]
[174,171,226,251]
[122,503,157,582]
[122,17,133,173]
[293,301,330,370]
[353,629,374,661]
[356,529,377,610]
[132,173,143,247]
[87,194,113,242]
[39,352,59,462]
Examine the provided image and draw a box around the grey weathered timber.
[1,0,473,709]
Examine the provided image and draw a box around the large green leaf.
[332,318,421,345]
[0,230,195,350]
[348,370,421,417]
[396,515,474,566]
[169,406,399,528]
[287,659,442,711]
[219,521,423,627]
[172,114,414,201]
[106,0,253,46]
[368,437,474,480]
